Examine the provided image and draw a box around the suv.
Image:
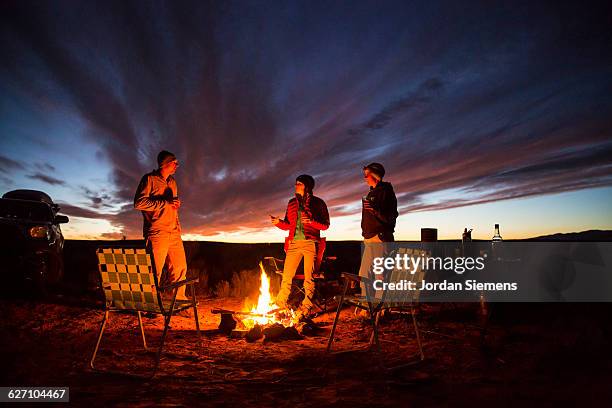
[0,189,69,291]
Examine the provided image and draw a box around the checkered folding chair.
[90,247,201,376]
[327,247,427,360]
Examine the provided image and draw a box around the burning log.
[211,308,282,317]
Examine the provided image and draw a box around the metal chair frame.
[90,247,201,377]
[326,248,426,360]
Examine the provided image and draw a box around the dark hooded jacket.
[361,181,398,240]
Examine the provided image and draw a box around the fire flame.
[242,262,295,329]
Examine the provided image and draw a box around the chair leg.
[153,290,178,376]
[137,311,148,350]
[90,310,109,369]
[191,285,201,339]
[369,310,381,345]
[327,279,349,352]
[368,304,381,353]
[411,304,424,360]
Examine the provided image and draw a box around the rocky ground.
[1,296,612,407]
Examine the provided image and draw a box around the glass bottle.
[492,224,502,242]
[491,223,503,261]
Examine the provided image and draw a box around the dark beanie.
[157,150,177,167]
[296,174,315,192]
[363,162,385,180]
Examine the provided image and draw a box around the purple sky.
[1,1,611,241]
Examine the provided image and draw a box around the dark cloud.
[34,162,56,172]
[1,0,612,238]
[0,155,25,173]
[56,203,109,219]
[350,78,445,134]
[26,172,65,186]
[78,186,114,208]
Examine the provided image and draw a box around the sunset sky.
[1,1,611,242]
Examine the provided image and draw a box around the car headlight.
[29,226,49,239]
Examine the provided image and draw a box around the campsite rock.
[230,329,248,339]
[218,313,237,335]
[263,324,303,342]
[280,326,303,341]
[263,323,285,342]
[245,324,263,342]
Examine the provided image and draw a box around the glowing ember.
[242,262,295,329]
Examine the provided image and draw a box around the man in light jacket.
[134,150,189,301]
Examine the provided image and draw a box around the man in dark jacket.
[359,162,398,296]
[271,174,330,316]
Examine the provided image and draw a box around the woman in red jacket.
[271,174,330,317]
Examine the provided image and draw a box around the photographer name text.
[373,279,518,291]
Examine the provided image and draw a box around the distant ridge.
[526,229,612,241]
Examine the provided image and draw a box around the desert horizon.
[2,0,612,406]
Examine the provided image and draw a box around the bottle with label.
[492,224,503,242]
[491,223,503,261]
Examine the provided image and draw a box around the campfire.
[242,262,295,329]
[214,262,305,342]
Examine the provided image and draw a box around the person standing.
[271,174,330,316]
[359,162,398,297]
[134,150,189,301]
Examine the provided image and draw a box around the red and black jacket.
[275,194,330,241]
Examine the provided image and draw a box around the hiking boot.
[296,305,315,321]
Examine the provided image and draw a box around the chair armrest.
[159,276,199,292]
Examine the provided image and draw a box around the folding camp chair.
[265,253,335,314]
[327,247,426,360]
[90,247,201,376]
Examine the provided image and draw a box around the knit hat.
[363,162,385,180]
[157,150,177,167]
[296,174,315,192]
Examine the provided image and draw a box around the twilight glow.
[1,1,611,242]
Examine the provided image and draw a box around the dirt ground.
[1,296,612,407]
